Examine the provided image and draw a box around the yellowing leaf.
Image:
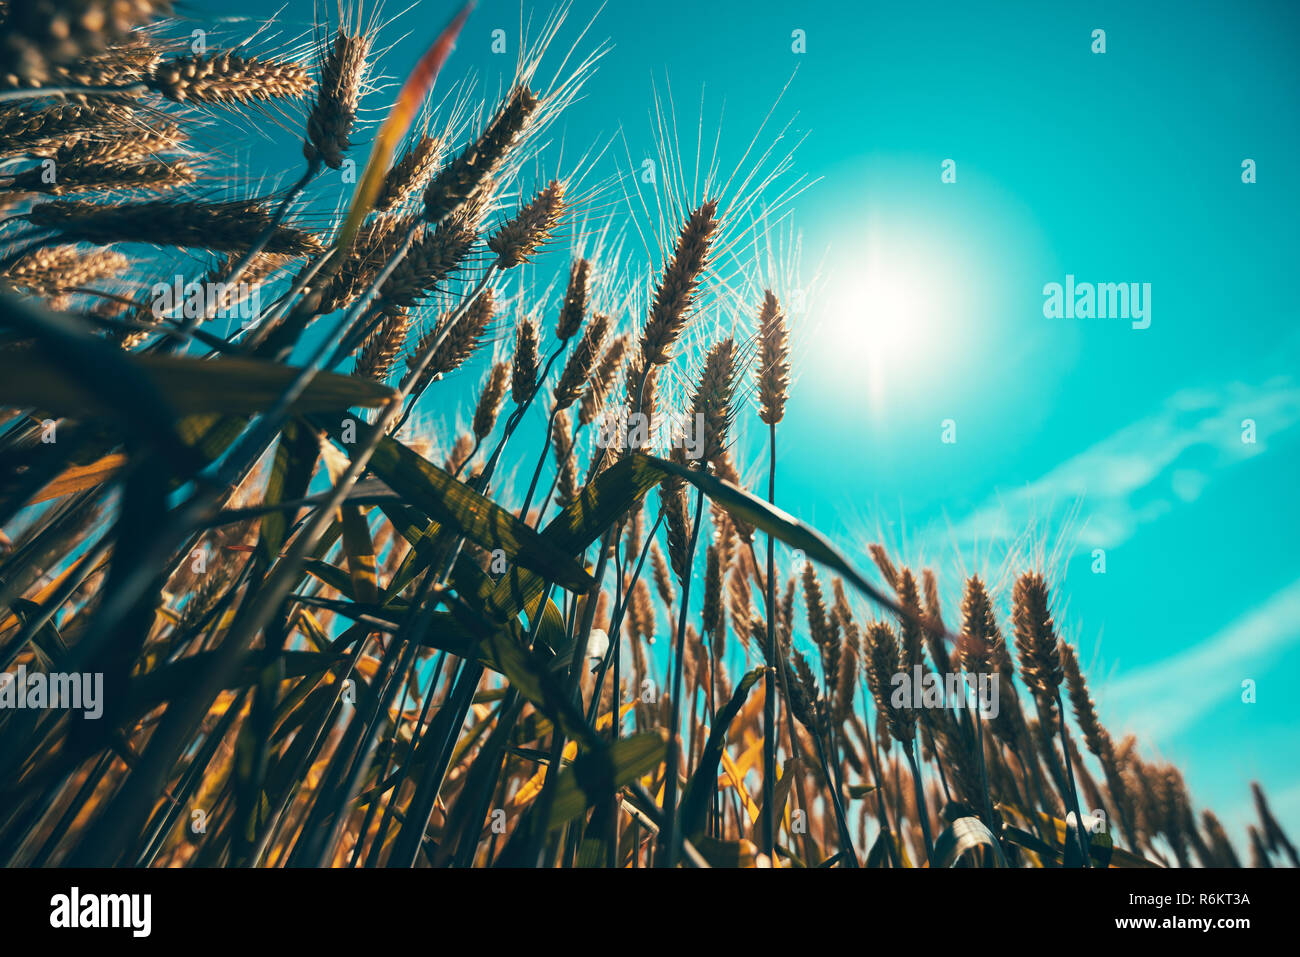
[30,453,126,504]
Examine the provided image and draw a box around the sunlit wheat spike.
[0,101,137,151]
[510,313,539,405]
[1060,639,1139,846]
[831,576,852,625]
[638,198,719,367]
[920,567,954,675]
[7,124,189,191]
[354,308,410,383]
[550,407,577,505]
[554,444,578,508]
[373,134,442,214]
[701,543,722,638]
[801,563,834,678]
[11,156,194,194]
[649,541,675,609]
[727,563,752,650]
[690,623,711,688]
[317,214,407,314]
[555,257,589,340]
[799,560,827,634]
[27,198,323,254]
[51,120,183,161]
[689,336,736,470]
[713,510,735,567]
[0,1,170,87]
[834,609,860,723]
[756,289,790,425]
[423,84,538,224]
[381,204,481,309]
[789,647,822,732]
[930,711,980,805]
[821,610,843,706]
[472,360,509,441]
[444,433,474,476]
[1101,738,1141,848]
[578,331,627,427]
[864,621,914,742]
[212,249,288,291]
[1,243,128,296]
[1157,765,1194,865]
[659,480,690,586]
[304,30,370,170]
[176,560,236,633]
[148,52,313,104]
[620,578,646,645]
[403,286,494,391]
[624,505,644,557]
[867,543,900,591]
[958,574,1003,678]
[488,179,565,269]
[1114,736,1153,833]
[55,44,163,85]
[1011,571,1064,716]
[890,569,922,672]
[1060,643,1104,756]
[120,249,287,349]
[552,312,607,413]
[630,578,656,646]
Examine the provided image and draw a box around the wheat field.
[0,0,1292,869]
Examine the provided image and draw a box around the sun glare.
[815,228,973,413]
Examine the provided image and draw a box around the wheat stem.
[0,83,149,103]
[657,485,706,866]
[761,420,778,860]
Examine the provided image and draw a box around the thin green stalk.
[903,740,935,866]
[365,649,446,867]
[657,485,706,867]
[858,695,900,868]
[1055,688,1092,867]
[216,162,320,295]
[809,716,858,867]
[518,405,559,518]
[761,421,778,859]
[526,529,613,866]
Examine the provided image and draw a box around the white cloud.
[1099,575,1300,741]
[942,376,1300,550]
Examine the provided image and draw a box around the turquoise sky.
[220,0,1300,844]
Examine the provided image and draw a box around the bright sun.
[818,238,957,410]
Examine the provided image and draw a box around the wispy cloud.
[940,376,1300,551]
[1099,575,1300,741]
